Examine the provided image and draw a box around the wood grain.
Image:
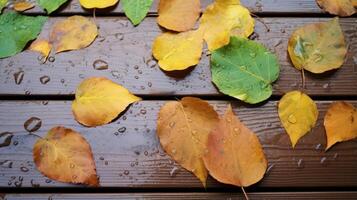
[0,17,356,97]
[4,192,357,200]
[0,100,356,188]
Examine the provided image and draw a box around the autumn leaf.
[200,0,254,51]
[29,39,52,61]
[278,91,319,148]
[316,0,356,16]
[122,0,153,26]
[79,0,118,9]
[324,102,357,150]
[157,97,219,186]
[72,77,141,127]
[211,37,280,104]
[203,105,267,187]
[0,12,47,58]
[152,29,203,71]
[50,16,97,53]
[0,0,7,13]
[13,1,35,11]
[33,126,99,186]
[37,0,68,14]
[157,0,200,32]
[288,18,347,74]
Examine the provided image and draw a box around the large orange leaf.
[157,97,219,186]
[157,0,200,32]
[33,126,99,186]
[203,105,267,187]
[324,102,357,150]
[72,77,141,127]
[316,0,356,16]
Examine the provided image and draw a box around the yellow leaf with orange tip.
[199,0,254,51]
[50,16,97,53]
[72,77,141,127]
[79,0,118,9]
[14,1,34,11]
[33,126,99,186]
[316,0,356,16]
[278,91,319,148]
[152,29,203,71]
[29,39,52,60]
[157,0,200,32]
[324,102,357,150]
[203,105,267,187]
[157,97,219,187]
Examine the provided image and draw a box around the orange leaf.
[14,1,35,11]
[29,39,52,61]
[324,102,357,150]
[316,0,356,17]
[33,126,99,186]
[157,97,219,186]
[203,105,267,187]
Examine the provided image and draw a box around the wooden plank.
[0,100,356,188]
[19,0,324,15]
[4,192,357,200]
[0,17,356,97]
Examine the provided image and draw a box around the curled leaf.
[203,105,267,187]
[211,37,280,104]
[33,126,99,186]
[157,0,200,32]
[72,77,141,127]
[278,91,319,148]
[36,0,69,14]
[157,97,219,186]
[288,18,347,74]
[324,102,357,150]
[14,1,34,11]
[153,29,203,71]
[122,0,153,26]
[200,0,254,51]
[29,39,52,60]
[316,0,356,16]
[50,16,98,53]
[79,0,118,9]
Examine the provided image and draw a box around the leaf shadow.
[161,66,196,79]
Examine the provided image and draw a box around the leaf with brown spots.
[316,0,356,16]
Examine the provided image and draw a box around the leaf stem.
[93,8,97,25]
[301,68,306,90]
[241,187,250,200]
[250,13,270,32]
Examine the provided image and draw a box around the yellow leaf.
[157,97,219,186]
[288,18,347,74]
[79,0,118,9]
[14,1,34,11]
[50,16,98,53]
[324,102,357,150]
[316,0,356,16]
[200,0,254,51]
[29,39,52,60]
[152,29,203,71]
[72,77,141,127]
[33,126,99,186]
[157,0,200,32]
[203,105,267,187]
[278,91,319,148]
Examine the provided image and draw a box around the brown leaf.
[316,0,356,17]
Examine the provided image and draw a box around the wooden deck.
[0,0,356,199]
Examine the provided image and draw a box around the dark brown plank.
[0,100,356,188]
[4,192,357,200]
[19,0,324,15]
[0,17,356,96]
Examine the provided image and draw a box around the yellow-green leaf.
[79,0,118,9]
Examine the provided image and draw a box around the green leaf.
[211,37,280,104]
[37,0,68,14]
[0,12,47,58]
[122,0,153,25]
[0,0,7,13]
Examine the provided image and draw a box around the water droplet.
[93,59,108,70]
[333,153,338,160]
[99,156,105,160]
[70,163,75,168]
[0,132,13,148]
[118,127,126,133]
[170,166,179,177]
[14,181,22,187]
[39,76,50,84]
[45,179,52,183]
[124,170,130,175]
[111,70,120,78]
[320,157,327,165]
[191,130,197,134]
[147,82,152,87]
[72,175,77,179]
[105,161,109,165]
[134,76,139,79]
[169,122,175,128]
[249,52,256,58]
[297,158,304,168]
[30,179,40,187]
[313,54,323,62]
[322,83,330,89]
[14,70,24,85]
[239,66,247,70]
[24,117,42,133]
[315,143,321,150]
[171,149,176,154]
[0,160,13,168]
[144,151,149,156]
[48,56,55,62]
[233,127,239,133]
[288,114,297,124]
[115,33,124,40]
[20,166,29,172]
[146,59,157,68]
[140,109,147,115]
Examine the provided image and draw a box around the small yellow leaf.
[324,102,357,150]
[79,0,118,9]
[72,77,141,127]
[29,39,52,60]
[50,16,98,53]
[14,1,34,11]
[152,29,203,71]
[316,0,356,16]
[278,91,319,148]
[157,0,200,32]
[200,0,254,51]
[33,126,99,186]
